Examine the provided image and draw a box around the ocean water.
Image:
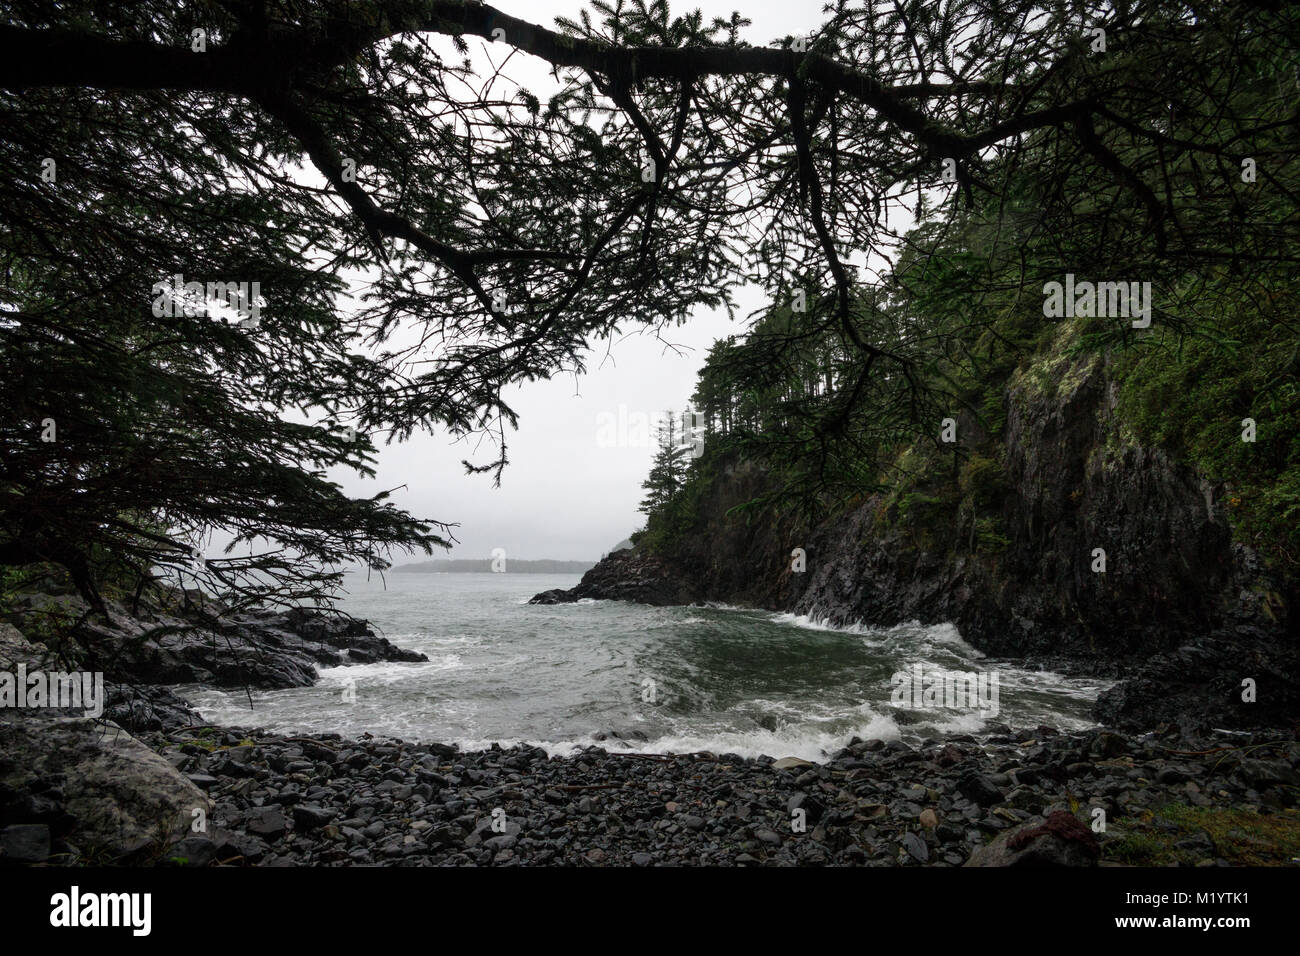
[178,572,1110,761]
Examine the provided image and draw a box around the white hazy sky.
[325,1,829,563]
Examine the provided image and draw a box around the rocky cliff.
[536,352,1299,734]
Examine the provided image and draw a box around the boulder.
[965,811,1100,867]
[772,756,815,771]
[0,714,211,862]
[0,621,211,863]
[957,773,1004,807]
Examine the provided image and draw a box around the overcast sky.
[324,1,828,564]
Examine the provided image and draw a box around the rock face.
[531,355,1296,734]
[0,625,210,864]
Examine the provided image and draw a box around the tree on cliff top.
[1,0,1296,611]
[639,410,685,517]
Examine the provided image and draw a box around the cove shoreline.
[2,592,1297,867]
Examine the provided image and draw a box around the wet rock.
[48,597,428,699]
[292,804,333,831]
[958,773,1004,807]
[772,757,815,771]
[528,549,697,606]
[1238,759,1298,789]
[966,811,1100,867]
[788,793,826,825]
[246,809,288,840]
[902,832,929,862]
[166,835,216,867]
[1093,628,1300,734]
[1174,831,1217,855]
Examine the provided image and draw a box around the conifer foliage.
[0,1,1296,608]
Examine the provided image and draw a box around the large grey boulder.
[0,716,212,862]
[0,624,210,863]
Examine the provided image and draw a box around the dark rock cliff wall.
[792,355,1273,658]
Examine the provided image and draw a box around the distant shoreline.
[391,559,595,574]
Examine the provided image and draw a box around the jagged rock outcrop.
[1,590,430,734]
[531,550,698,606]
[7,593,427,691]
